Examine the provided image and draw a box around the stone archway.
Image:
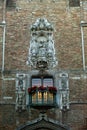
[16,115,70,130]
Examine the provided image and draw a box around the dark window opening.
[69,0,80,7]
[6,0,16,8]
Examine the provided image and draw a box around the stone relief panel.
[27,18,58,70]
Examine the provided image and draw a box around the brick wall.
[4,0,82,70]
[0,0,87,130]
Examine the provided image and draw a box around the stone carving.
[59,73,69,110]
[27,18,58,70]
[15,73,26,112]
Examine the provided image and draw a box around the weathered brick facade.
[0,0,87,130]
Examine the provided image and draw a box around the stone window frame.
[29,76,57,106]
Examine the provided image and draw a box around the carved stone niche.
[27,18,58,70]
